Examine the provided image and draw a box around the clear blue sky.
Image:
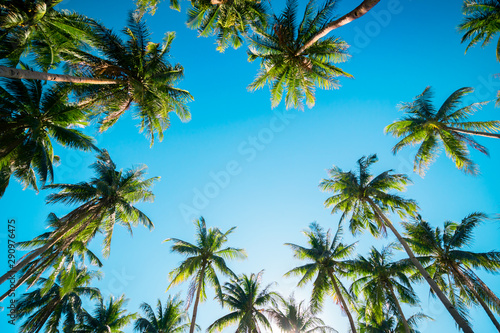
[1,0,499,332]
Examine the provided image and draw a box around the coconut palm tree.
[0,74,97,197]
[356,303,431,333]
[349,245,419,333]
[134,295,191,333]
[187,0,268,52]
[319,154,473,333]
[285,223,358,333]
[0,149,158,297]
[0,12,192,144]
[0,0,96,69]
[75,295,136,333]
[459,0,500,61]
[15,266,101,333]
[266,294,338,333]
[403,213,500,331]
[0,212,103,302]
[247,0,352,109]
[384,87,500,176]
[207,271,278,332]
[166,217,247,333]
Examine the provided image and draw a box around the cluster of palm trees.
[1,0,500,332]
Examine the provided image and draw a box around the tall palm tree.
[15,266,101,333]
[0,12,193,144]
[266,294,338,333]
[459,0,500,61]
[0,149,158,297]
[207,271,278,332]
[349,245,419,333]
[247,0,352,110]
[187,0,268,52]
[0,212,103,302]
[0,0,96,69]
[0,74,97,197]
[134,295,191,333]
[75,295,136,333]
[318,154,473,333]
[285,223,358,333]
[384,87,500,176]
[166,217,247,333]
[403,213,500,331]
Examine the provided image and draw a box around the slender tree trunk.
[366,199,474,333]
[387,284,410,333]
[296,0,381,55]
[327,270,357,333]
[0,201,98,287]
[189,265,206,333]
[449,127,500,139]
[467,269,500,309]
[452,265,500,332]
[0,65,119,84]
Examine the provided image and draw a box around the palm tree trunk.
[189,265,206,333]
[387,284,410,333]
[452,265,500,332]
[327,270,357,333]
[0,201,98,287]
[0,65,120,84]
[296,0,381,55]
[449,127,500,139]
[467,269,500,309]
[366,199,474,333]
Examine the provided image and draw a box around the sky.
[1,0,500,332]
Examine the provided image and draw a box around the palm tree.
[207,271,278,332]
[318,154,473,332]
[0,74,97,197]
[134,295,191,333]
[384,86,500,176]
[187,0,268,52]
[285,223,358,333]
[0,12,192,144]
[247,0,352,110]
[15,266,101,333]
[356,303,431,333]
[166,217,247,333]
[0,212,103,302]
[349,245,419,333]
[75,295,136,333]
[403,213,500,331]
[0,149,158,297]
[459,0,500,61]
[0,0,96,69]
[266,294,338,333]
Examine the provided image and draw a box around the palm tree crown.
[207,271,278,332]
[166,217,247,333]
[134,295,190,333]
[459,0,500,61]
[0,75,97,197]
[266,294,338,333]
[385,86,500,176]
[247,0,351,110]
[285,223,358,333]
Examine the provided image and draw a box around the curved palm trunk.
[0,65,119,85]
[452,265,500,332]
[0,202,98,289]
[467,269,500,309]
[366,199,474,333]
[449,127,500,139]
[327,270,357,333]
[296,0,381,55]
[189,265,206,333]
[387,284,410,333]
